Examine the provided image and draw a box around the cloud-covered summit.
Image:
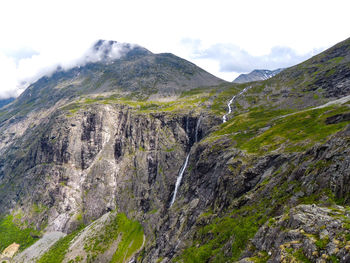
[86,40,150,63]
[0,40,146,99]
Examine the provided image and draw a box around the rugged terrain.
[0,37,350,262]
[0,98,14,109]
[233,69,284,83]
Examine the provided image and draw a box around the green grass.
[176,173,329,262]
[0,215,40,252]
[329,254,340,263]
[329,57,344,64]
[210,85,246,115]
[62,90,213,116]
[176,188,284,263]
[248,251,270,263]
[178,207,266,262]
[110,213,144,263]
[293,249,312,263]
[37,212,142,263]
[81,213,144,262]
[315,236,330,250]
[180,86,215,98]
[208,104,350,154]
[37,225,84,263]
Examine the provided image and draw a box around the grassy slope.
[173,38,350,262]
[0,215,40,252]
[208,103,350,154]
[37,213,143,263]
[37,227,83,263]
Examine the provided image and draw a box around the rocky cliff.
[1,38,350,263]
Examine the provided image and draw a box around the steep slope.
[0,98,14,109]
[1,37,350,263]
[275,37,350,98]
[5,40,222,116]
[233,68,284,83]
[0,40,225,262]
[0,40,223,155]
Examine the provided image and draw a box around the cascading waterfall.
[170,116,201,207]
[222,96,236,123]
[186,116,189,135]
[222,86,251,123]
[195,116,202,143]
[169,153,190,207]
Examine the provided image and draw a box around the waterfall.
[222,95,236,123]
[195,116,201,143]
[185,116,189,135]
[222,86,251,123]
[170,153,190,207]
[170,116,202,207]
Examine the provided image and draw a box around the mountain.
[1,38,350,263]
[233,68,284,83]
[3,40,222,121]
[0,98,14,108]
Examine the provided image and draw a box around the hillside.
[0,37,350,262]
[0,98,14,109]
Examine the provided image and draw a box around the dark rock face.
[0,103,217,234]
[325,112,350,124]
[312,63,350,98]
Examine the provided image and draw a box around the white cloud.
[0,54,19,99]
[184,40,324,73]
[0,0,349,96]
[0,40,136,99]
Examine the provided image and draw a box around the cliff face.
[0,103,211,226]
[0,99,223,262]
[1,38,350,263]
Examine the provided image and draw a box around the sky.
[0,0,350,99]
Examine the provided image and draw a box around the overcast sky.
[0,0,350,99]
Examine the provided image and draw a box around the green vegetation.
[248,251,270,263]
[83,213,144,263]
[329,254,340,263]
[180,86,216,98]
[176,182,293,263]
[0,214,40,252]
[315,236,330,250]
[37,225,85,263]
[293,249,312,263]
[178,199,269,263]
[210,85,245,115]
[37,213,143,263]
[32,203,48,214]
[180,214,262,262]
[176,166,341,262]
[208,104,350,154]
[62,88,214,116]
[110,214,144,263]
[329,57,345,64]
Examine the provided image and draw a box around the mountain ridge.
[233,68,284,83]
[1,37,350,262]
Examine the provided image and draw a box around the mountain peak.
[233,68,284,83]
[88,39,151,62]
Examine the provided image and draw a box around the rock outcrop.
[241,204,350,263]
